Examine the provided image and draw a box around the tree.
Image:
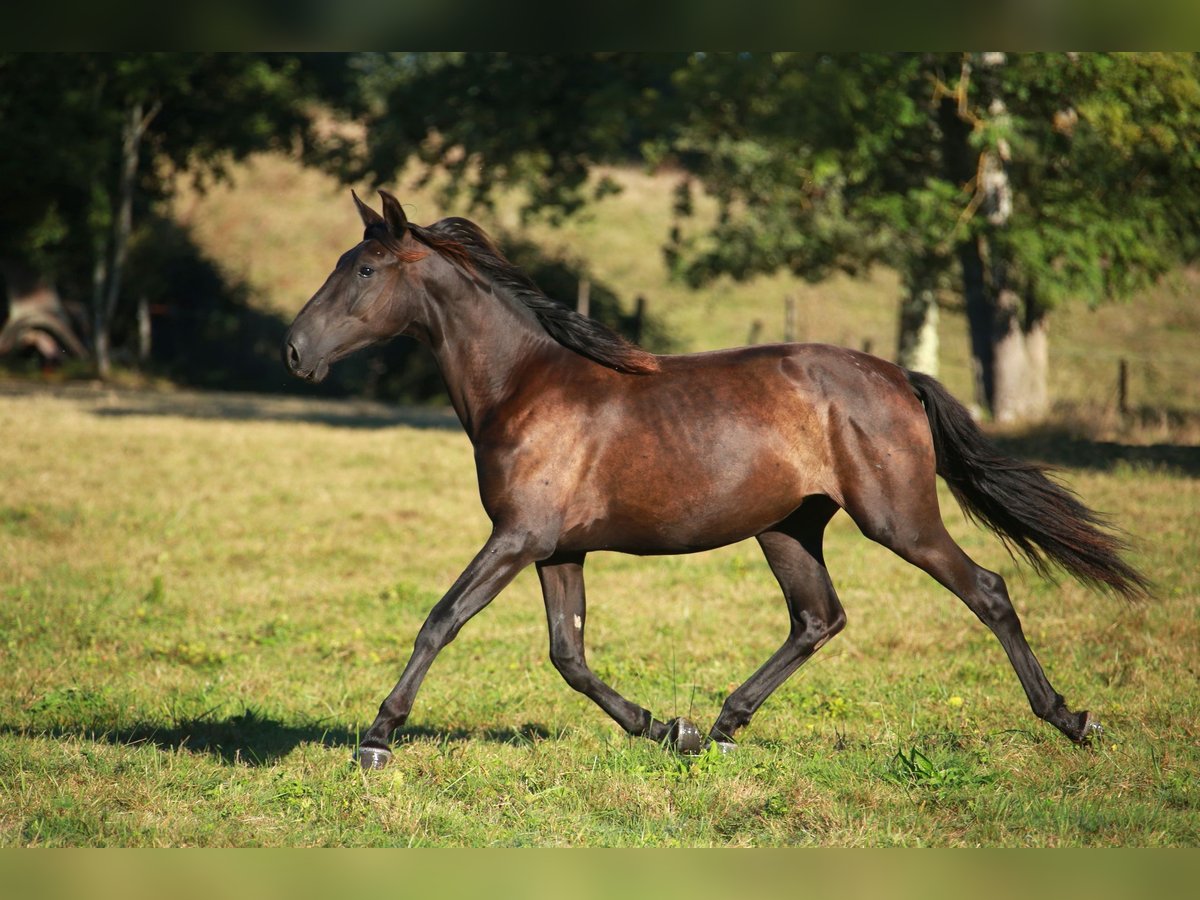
[657,53,961,378]
[0,53,332,377]
[923,52,1200,420]
[340,53,968,385]
[664,52,1200,421]
[289,53,1200,419]
[329,52,689,221]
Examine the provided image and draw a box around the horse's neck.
[421,278,564,439]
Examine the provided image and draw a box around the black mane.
[410,217,659,375]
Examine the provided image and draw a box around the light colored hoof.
[358,746,393,770]
[1078,711,1104,745]
[713,740,737,755]
[666,717,704,755]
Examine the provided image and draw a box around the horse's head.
[284,190,426,383]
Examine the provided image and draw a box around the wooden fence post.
[1118,358,1129,416]
[577,278,590,318]
[137,294,151,363]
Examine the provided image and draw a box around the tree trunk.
[94,98,159,380]
[896,271,939,377]
[990,273,1026,424]
[961,252,1052,424]
[949,54,1055,423]
[940,80,990,413]
[958,236,992,412]
[137,293,152,364]
[982,298,1051,424]
[1023,297,1049,421]
[92,244,111,376]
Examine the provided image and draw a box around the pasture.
[1,383,1197,846]
[2,154,1199,847]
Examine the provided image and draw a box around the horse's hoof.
[713,740,737,755]
[358,745,393,770]
[666,717,704,755]
[1077,711,1103,746]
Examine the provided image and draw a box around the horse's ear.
[379,191,409,238]
[352,190,385,230]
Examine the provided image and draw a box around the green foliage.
[989,52,1200,309]
[7,52,1195,396]
[669,52,1200,313]
[343,52,1200,318]
[663,53,945,285]
[340,53,688,222]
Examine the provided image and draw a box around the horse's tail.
[905,369,1150,600]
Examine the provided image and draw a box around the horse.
[283,191,1148,770]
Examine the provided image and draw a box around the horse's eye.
[358,265,374,278]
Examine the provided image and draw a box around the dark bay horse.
[284,191,1148,770]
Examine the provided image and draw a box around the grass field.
[0,383,1197,846]
[1,153,1198,847]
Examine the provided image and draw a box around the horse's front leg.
[357,529,544,769]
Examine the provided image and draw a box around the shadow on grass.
[994,428,1200,478]
[89,393,459,431]
[0,380,461,431]
[2,710,554,767]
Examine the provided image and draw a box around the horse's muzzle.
[283,332,329,383]
[284,339,303,374]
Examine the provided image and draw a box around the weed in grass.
[885,746,995,794]
[0,506,34,535]
[27,687,114,722]
[145,640,230,669]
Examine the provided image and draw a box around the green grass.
[1,387,1197,846]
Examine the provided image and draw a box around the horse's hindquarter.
[488,344,892,555]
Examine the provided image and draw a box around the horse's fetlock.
[718,696,753,729]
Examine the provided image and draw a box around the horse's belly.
[557,452,812,554]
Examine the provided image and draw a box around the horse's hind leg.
[844,487,1099,744]
[709,496,846,746]
[537,555,690,748]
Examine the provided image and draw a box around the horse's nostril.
[286,340,301,372]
